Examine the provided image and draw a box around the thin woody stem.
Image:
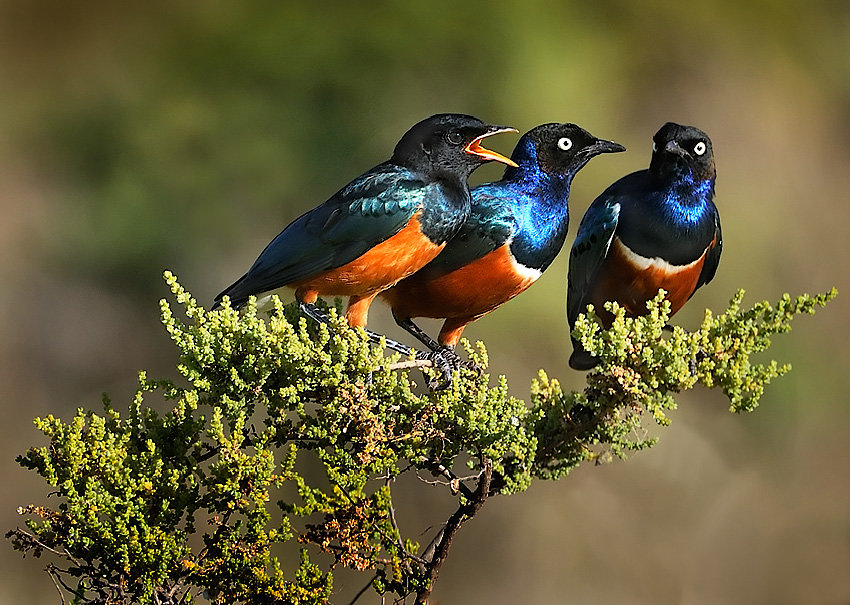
[415,460,492,604]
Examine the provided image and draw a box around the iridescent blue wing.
[566,195,620,326]
[695,206,722,292]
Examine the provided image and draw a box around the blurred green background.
[1,1,848,602]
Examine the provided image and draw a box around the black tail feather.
[212,273,250,310]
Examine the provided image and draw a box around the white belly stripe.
[511,258,543,282]
[614,237,704,275]
[504,237,543,282]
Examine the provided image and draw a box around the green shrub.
[7,272,835,604]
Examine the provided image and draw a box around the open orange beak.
[464,127,519,167]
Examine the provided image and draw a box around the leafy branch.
[7,272,835,604]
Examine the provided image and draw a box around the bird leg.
[397,316,485,377]
[359,327,454,390]
[298,301,455,388]
[395,317,443,351]
[297,301,461,389]
[394,317,469,366]
[298,301,416,356]
[363,328,419,357]
[298,300,332,325]
[388,315,484,389]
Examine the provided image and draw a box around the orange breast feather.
[293,213,444,304]
[384,243,540,321]
[589,237,707,325]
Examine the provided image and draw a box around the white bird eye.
[652,140,657,152]
[694,141,707,156]
[557,137,573,151]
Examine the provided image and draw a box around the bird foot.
[367,347,481,391]
[366,351,451,390]
[438,346,482,374]
[416,346,483,389]
[417,348,457,391]
[689,346,710,376]
[298,301,332,325]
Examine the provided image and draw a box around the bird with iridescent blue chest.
[567,122,722,370]
[382,122,624,367]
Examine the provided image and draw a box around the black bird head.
[649,122,715,181]
[511,122,625,178]
[391,113,518,179]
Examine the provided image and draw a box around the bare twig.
[347,573,379,605]
[46,564,89,603]
[415,473,455,489]
[178,585,194,605]
[9,527,82,565]
[415,459,493,604]
[421,459,476,500]
[415,470,482,490]
[46,566,68,605]
[385,479,427,567]
[374,359,434,372]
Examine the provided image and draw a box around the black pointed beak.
[590,138,626,155]
[578,138,626,160]
[664,140,689,158]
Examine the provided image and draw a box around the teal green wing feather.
[695,208,722,292]
[215,164,431,307]
[416,186,515,277]
[567,197,620,326]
